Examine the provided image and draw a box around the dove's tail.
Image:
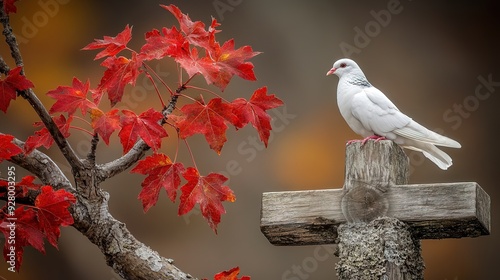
[403,141,453,170]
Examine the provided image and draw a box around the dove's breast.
[336,81,373,137]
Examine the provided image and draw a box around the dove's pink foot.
[362,135,387,145]
[347,135,387,146]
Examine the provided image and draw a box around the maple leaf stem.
[144,71,166,108]
[70,125,94,137]
[143,62,174,96]
[178,93,197,103]
[173,133,180,163]
[185,85,227,102]
[183,139,198,170]
[72,115,92,127]
[177,63,182,86]
[181,72,198,87]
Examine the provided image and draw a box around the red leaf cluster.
[174,87,283,153]
[132,154,234,232]
[140,4,259,91]
[0,184,75,271]
[0,3,284,274]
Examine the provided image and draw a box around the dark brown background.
[0,0,499,279]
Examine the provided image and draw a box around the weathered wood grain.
[260,182,490,245]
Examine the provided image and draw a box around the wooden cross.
[260,140,490,279]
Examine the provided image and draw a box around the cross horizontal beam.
[260,182,490,246]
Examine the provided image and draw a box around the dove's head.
[326,58,364,78]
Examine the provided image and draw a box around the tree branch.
[97,139,150,182]
[97,94,179,182]
[0,5,83,171]
[87,133,99,164]
[6,135,74,192]
[0,6,23,70]
[72,162,198,280]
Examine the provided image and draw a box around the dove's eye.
[340,63,347,68]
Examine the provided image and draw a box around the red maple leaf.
[3,0,19,14]
[214,267,251,280]
[140,27,209,78]
[35,186,76,248]
[232,87,284,147]
[47,77,96,116]
[198,39,260,91]
[131,153,185,212]
[161,4,220,51]
[0,134,22,162]
[118,108,167,154]
[175,98,238,154]
[0,66,34,113]
[90,108,121,145]
[93,53,143,106]
[1,207,44,272]
[82,25,132,60]
[140,26,186,61]
[179,167,235,232]
[24,114,72,154]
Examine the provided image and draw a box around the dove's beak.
[326,68,336,76]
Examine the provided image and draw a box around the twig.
[87,133,99,164]
[0,6,23,70]
[0,55,9,74]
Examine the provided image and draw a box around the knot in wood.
[341,181,389,222]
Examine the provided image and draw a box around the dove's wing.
[394,122,461,148]
[351,86,461,148]
[350,86,411,134]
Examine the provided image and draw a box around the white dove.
[326,58,461,170]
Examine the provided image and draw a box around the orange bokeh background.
[1,1,499,279]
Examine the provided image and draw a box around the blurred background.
[0,0,499,279]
